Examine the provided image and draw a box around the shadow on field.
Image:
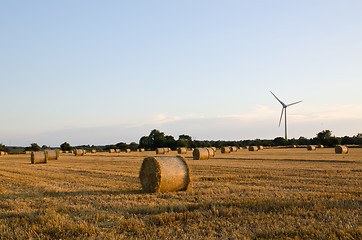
[0,189,143,200]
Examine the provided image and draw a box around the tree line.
[1,129,362,153]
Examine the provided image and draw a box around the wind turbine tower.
[270,91,302,141]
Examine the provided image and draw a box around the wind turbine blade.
[287,100,303,107]
[270,91,286,107]
[279,108,284,127]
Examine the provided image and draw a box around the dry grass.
[0,148,361,239]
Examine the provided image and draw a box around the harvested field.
[0,148,361,239]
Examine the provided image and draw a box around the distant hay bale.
[109,149,115,153]
[292,145,297,148]
[249,146,258,151]
[318,145,324,148]
[126,149,131,153]
[193,148,210,160]
[335,145,348,154]
[163,148,170,153]
[74,149,85,156]
[221,146,231,153]
[0,151,6,156]
[116,149,121,153]
[258,146,264,150]
[139,156,191,193]
[307,145,316,151]
[91,149,96,153]
[138,148,145,152]
[206,148,215,157]
[230,146,237,152]
[211,147,217,152]
[31,151,48,164]
[177,147,187,154]
[45,150,60,160]
[25,151,32,155]
[156,148,165,154]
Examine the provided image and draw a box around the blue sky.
[1,1,362,146]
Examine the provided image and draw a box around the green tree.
[139,136,152,150]
[129,142,139,151]
[273,137,287,146]
[317,130,332,146]
[149,129,166,148]
[0,144,9,152]
[25,143,41,151]
[60,142,72,151]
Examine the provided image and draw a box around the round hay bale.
[318,145,324,148]
[249,146,258,151]
[45,150,60,160]
[109,149,115,153]
[193,148,210,160]
[335,145,348,154]
[126,149,131,153]
[307,145,316,151]
[156,148,165,154]
[0,151,6,156]
[74,149,85,156]
[116,149,121,153]
[258,146,264,150]
[25,151,32,155]
[206,148,215,157]
[230,146,237,152]
[163,148,170,153]
[221,146,231,153]
[211,147,217,152]
[139,156,191,193]
[91,149,96,153]
[177,147,187,154]
[31,151,48,164]
[138,148,145,152]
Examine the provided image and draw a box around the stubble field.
[0,148,361,239]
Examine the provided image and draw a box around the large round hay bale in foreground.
[249,146,258,151]
[45,150,60,160]
[221,146,231,153]
[139,156,191,193]
[193,148,210,160]
[307,145,316,151]
[177,147,187,154]
[206,148,215,157]
[31,151,48,164]
[335,145,348,154]
[74,149,85,156]
[156,148,165,154]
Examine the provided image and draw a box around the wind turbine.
[270,91,302,141]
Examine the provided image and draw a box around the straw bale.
[307,145,316,151]
[91,149,96,153]
[177,147,187,154]
[221,146,231,153]
[139,156,191,193]
[0,151,6,156]
[193,148,210,160]
[138,148,145,152]
[163,148,170,153]
[25,151,32,155]
[335,145,348,154]
[249,146,259,151]
[31,151,48,164]
[211,147,217,152]
[74,149,85,156]
[45,150,60,160]
[258,146,264,150]
[206,148,215,157]
[318,145,324,148]
[109,149,115,153]
[156,148,165,154]
[116,149,121,153]
[230,146,237,152]
[126,149,131,153]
